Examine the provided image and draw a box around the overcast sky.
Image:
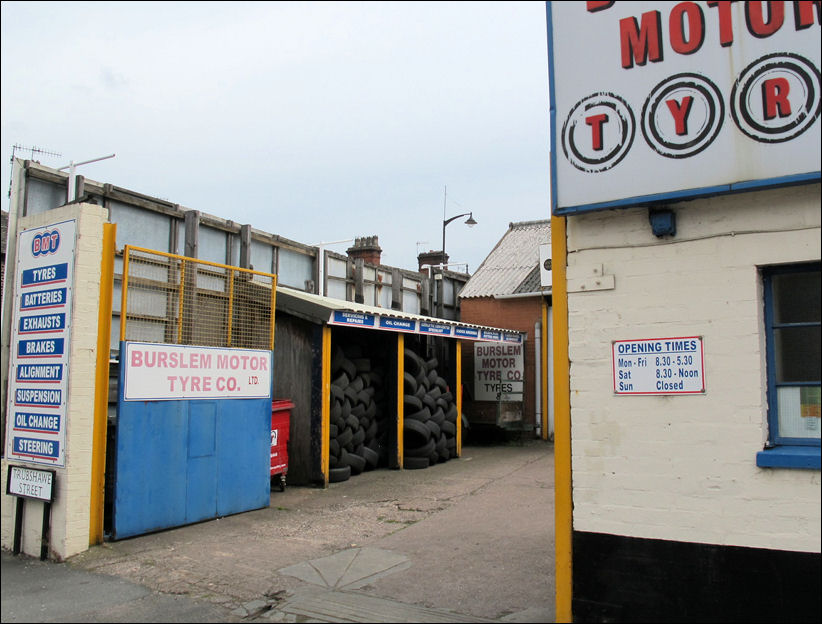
[2,1,551,273]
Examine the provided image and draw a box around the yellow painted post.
[270,276,277,350]
[542,300,549,440]
[455,341,462,456]
[553,215,573,622]
[227,269,235,346]
[177,260,186,344]
[321,325,331,486]
[90,223,116,545]
[119,246,130,341]
[396,334,404,468]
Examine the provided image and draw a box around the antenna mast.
[8,144,63,198]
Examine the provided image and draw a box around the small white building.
[547,3,820,621]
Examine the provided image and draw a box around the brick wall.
[566,184,821,553]
[460,296,544,427]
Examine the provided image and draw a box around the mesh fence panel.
[120,246,277,350]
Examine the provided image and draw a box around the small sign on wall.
[6,465,55,502]
[474,341,525,401]
[613,336,705,395]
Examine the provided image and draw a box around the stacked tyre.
[328,344,390,483]
[402,348,459,469]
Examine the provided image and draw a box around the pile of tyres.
[328,344,390,483]
[327,344,459,482]
[402,348,458,469]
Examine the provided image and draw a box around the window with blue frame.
[757,262,821,469]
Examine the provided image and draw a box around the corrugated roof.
[458,219,550,299]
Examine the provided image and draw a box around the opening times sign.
[5,220,77,467]
[613,336,705,395]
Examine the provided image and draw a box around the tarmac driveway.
[3,440,555,623]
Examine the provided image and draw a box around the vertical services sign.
[5,220,76,467]
[548,1,821,215]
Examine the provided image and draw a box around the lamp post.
[441,186,477,267]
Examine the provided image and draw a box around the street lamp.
[441,211,477,266]
[440,186,477,266]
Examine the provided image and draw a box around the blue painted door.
[112,395,270,539]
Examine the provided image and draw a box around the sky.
[1,1,552,274]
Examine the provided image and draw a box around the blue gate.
[111,342,271,540]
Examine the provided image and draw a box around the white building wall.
[567,184,821,554]
[2,203,107,560]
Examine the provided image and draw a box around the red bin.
[270,399,293,491]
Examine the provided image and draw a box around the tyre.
[404,394,423,411]
[430,407,445,426]
[403,417,430,446]
[348,452,366,475]
[403,456,429,470]
[351,427,365,447]
[340,358,357,379]
[350,376,364,393]
[422,394,436,411]
[405,407,431,423]
[362,445,379,469]
[329,465,351,482]
[337,426,353,447]
[441,420,456,436]
[404,437,436,458]
[425,419,441,439]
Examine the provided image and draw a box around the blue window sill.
[756,446,821,470]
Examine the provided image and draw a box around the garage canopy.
[276,286,525,344]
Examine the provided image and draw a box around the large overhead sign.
[547,1,821,215]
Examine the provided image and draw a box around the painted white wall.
[2,203,108,560]
[567,183,821,554]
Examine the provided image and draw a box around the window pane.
[772,271,821,324]
[774,326,821,382]
[777,386,821,440]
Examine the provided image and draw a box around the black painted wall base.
[573,530,821,623]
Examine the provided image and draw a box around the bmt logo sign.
[562,52,820,172]
[31,231,61,257]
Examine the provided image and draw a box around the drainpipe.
[534,320,542,437]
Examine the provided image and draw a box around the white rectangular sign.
[474,342,524,401]
[613,336,705,395]
[5,220,76,468]
[548,1,821,214]
[6,465,55,502]
[123,342,272,401]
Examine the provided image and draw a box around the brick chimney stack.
[418,250,447,272]
[347,236,382,265]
